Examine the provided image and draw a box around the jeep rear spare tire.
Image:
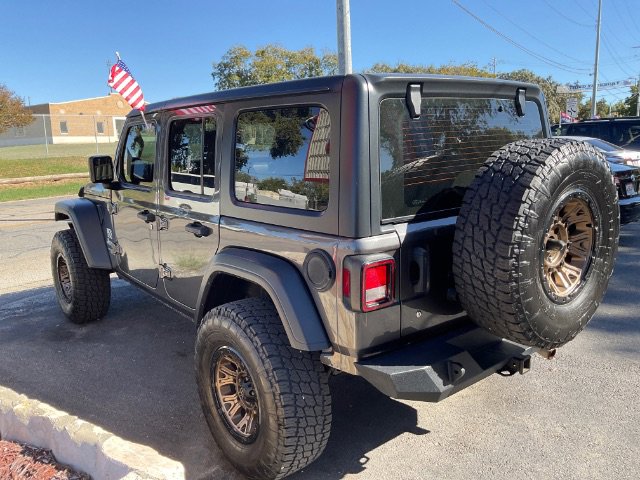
[452,138,619,349]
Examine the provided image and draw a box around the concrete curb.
[0,173,89,185]
[0,385,185,480]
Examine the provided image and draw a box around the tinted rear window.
[565,122,606,139]
[379,97,543,221]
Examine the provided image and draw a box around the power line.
[572,0,595,19]
[610,0,637,42]
[601,35,635,78]
[602,21,635,54]
[542,0,593,28]
[623,0,640,33]
[483,0,588,64]
[451,0,592,75]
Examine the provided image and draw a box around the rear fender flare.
[196,248,331,351]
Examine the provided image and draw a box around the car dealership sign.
[557,79,635,93]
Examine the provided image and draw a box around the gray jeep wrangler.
[51,74,619,479]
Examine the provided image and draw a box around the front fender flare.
[54,198,114,270]
[196,248,331,351]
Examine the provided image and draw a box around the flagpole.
[140,110,149,129]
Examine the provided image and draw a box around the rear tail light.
[342,268,351,298]
[361,259,395,312]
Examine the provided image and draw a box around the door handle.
[137,210,156,223]
[185,222,211,237]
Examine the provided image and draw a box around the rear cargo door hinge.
[108,202,118,215]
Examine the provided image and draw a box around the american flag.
[108,59,145,111]
[560,111,576,123]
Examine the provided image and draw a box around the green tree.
[578,98,610,119]
[0,84,32,134]
[257,177,288,192]
[610,99,628,117]
[497,70,569,123]
[620,85,638,116]
[212,44,338,90]
[367,61,493,78]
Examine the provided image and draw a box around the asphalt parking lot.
[1,197,639,480]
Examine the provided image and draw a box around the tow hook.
[535,348,557,360]
[498,355,531,376]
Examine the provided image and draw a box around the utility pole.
[491,57,497,76]
[336,0,352,75]
[636,74,640,116]
[591,0,602,118]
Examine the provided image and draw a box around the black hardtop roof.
[133,73,543,117]
[576,117,640,123]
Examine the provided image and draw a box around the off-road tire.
[51,229,111,324]
[195,298,332,480]
[452,138,619,349]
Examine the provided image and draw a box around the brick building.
[0,93,132,147]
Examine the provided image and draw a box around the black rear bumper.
[355,324,535,402]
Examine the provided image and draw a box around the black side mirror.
[88,155,114,183]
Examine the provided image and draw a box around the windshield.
[379,97,543,221]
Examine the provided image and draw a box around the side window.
[122,123,157,186]
[627,125,640,149]
[566,123,603,138]
[614,122,640,148]
[234,106,330,211]
[168,117,216,195]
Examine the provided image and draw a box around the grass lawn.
[0,142,117,160]
[0,157,88,178]
[0,179,87,202]
[0,142,118,179]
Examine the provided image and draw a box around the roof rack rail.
[579,116,639,122]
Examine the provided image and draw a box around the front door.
[158,114,219,308]
[112,121,160,288]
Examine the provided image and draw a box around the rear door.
[112,121,160,288]
[377,94,545,335]
[157,109,220,309]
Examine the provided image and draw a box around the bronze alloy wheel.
[212,347,259,442]
[56,254,73,302]
[542,195,595,300]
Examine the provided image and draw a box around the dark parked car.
[564,117,640,150]
[610,161,640,224]
[560,136,640,224]
[560,135,640,166]
[50,75,620,479]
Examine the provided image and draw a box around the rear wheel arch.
[196,248,331,352]
[199,273,270,324]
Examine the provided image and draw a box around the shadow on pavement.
[587,223,640,339]
[290,375,428,480]
[0,282,425,480]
